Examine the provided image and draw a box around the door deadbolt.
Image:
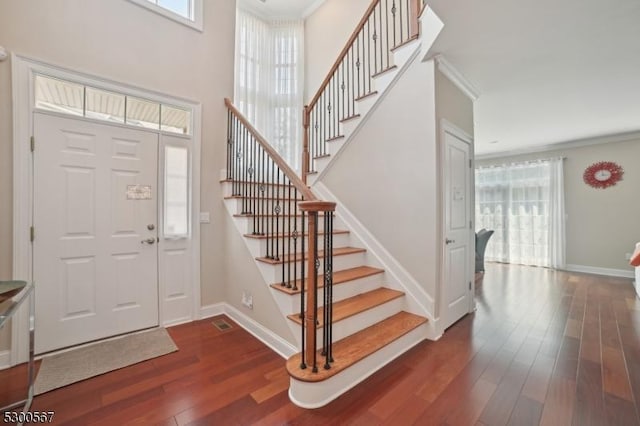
[147,224,155,230]
[141,238,156,245]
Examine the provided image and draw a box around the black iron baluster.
[260,149,266,236]
[286,181,292,288]
[268,160,277,259]
[367,19,371,95]
[292,189,299,292]
[299,208,306,369]
[275,168,281,262]
[356,35,361,98]
[399,0,404,44]
[385,0,391,70]
[312,212,319,373]
[327,213,334,365]
[392,0,397,48]
[373,6,378,74]
[226,110,231,180]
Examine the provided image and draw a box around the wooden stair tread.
[326,135,344,142]
[256,247,365,265]
[270,266,384,295]
[340,114,361,123]
[372,65,398,78]
[245,229,349,240]
[234,212,333,218]
[391,34,419,52]
[355,91,378,101]
[286,288,403,327]
[225,195,303,201]
[286,311,427,382]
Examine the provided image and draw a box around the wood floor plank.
[506,395,543,426]
[572,359,606,426]
[3,264,638,424]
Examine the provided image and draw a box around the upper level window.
[128,0,203,31]
[35,74,193,136]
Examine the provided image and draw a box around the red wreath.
[583,161,624,189]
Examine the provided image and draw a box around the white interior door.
[442,127,473,330]
[33,113,159,354]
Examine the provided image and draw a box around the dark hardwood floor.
[2,263,640,425]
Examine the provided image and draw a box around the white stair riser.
[271,273,385,315]
[244,233,351,258]
[256,251,367,284]
[222,182,309,199]
[354,95,378,117]
[227,198,303,215]
[308,296,404,344]
[288,323,428,409]
[231,215,331,235]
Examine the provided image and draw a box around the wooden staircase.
[222,177,429,407]
[221,0,446,409]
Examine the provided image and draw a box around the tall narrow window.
[475,158,566,268]
[234,9,304,171]
[164,146,189,237]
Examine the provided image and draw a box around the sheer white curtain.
[234,9,304,171]
[475,158,566,268]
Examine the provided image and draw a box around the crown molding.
[302,0,326,18]
[476,129,640,160]
[431,54,480,101]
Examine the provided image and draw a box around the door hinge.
[30,136,34,152]
[470,220,473,229]
[469,159,473,168]
[30,226,35,242]
[469,281,472,290]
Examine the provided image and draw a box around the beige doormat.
[34,328,178,395]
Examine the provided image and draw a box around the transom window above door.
[128,0,203,31]
[34,74,192,135]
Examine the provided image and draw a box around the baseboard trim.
[0,350,11,371]
[199,303,226,320]
[200,303,297,360]
[563,264,635,279]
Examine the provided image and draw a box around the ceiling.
[425,0,640,155]
[239,0,324,20]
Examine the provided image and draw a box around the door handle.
[445,238,455,245]
[141,238,156,245]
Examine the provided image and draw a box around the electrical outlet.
[242,291,253,310]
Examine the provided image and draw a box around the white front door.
[33,113,159,354]
[442,126,473,330]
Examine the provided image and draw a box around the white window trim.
[127,0,203,32]
[11,53,202,365]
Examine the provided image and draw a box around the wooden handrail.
[307,0,381,112]
[225,98,316,202]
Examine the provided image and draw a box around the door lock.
[141,238,156,245]
[147,224,155,230]
[445,238,456,245]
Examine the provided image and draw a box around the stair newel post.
[410,0,421,37]
[299,200,336,374]
[302,105,310,184]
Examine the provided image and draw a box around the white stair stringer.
[313,182,441,341]
[288,321,429,409]
[307,8,445,186]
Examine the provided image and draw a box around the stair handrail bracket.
[302,0,423,180]
[224,98,337,375]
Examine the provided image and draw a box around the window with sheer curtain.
[234,9,304,172]
[475,158,566,268]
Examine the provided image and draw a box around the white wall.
[477,137,640,274]
[0,0,236,350]
[321,58,439,308]
[304,0,371,102]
